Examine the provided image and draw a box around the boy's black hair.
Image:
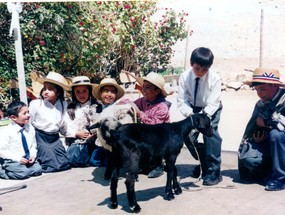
[190,47,214,68]
[6,100,27,117]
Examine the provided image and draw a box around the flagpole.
[7,2,28,104]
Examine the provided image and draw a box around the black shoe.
[148,165,164,178]
[202,172,223,186]
[265,179,285,191]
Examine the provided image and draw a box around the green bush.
[0,1,190,101]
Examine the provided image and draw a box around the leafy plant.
[0,1,190,101]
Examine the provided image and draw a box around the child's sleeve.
[177,75,194,117]
[203,76,222,117]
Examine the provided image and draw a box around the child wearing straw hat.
[239,67,285,191]
[64,76,102,167]
[90,78,125,167]
[29,72,71,173]
[118,72,171,178]
[134,72,171,178]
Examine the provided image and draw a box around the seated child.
[134,72,171,178]
[64,76,102,167]
[90,78,125,167]
[29,72,70,173]
[0,100,42,179]
[119,72,171,178]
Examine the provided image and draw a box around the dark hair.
[100,85,118,94]
[6,100,27,117]
[190,47,214,68]
[67,86,102,120]
[40,82,65,101]
[252,82,265,87]
[40,83,65,115]
[71,85,93,103]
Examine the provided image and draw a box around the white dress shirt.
[0,122,37,161]
[177,68,222,117]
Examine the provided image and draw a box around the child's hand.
[253,130,267,143]
[256,116,266,127]
[29,156,36,164]
[20,157,29,165]
[76,130,91,140]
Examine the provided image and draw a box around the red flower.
[97,1,102,5]
[35,5,40,9]
[68,4,72,9]
[130,17,136,23]
[60,53,64,58]
[124,4,131,9]
[40,40,45,46]
[79,21,84,26]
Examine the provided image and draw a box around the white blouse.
[29,99,67,134]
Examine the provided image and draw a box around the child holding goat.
[177,47,223,186]
[64,76,102,167]
[119,72,172,178]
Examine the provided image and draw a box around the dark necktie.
[20,128,30,159]
[194,77,200,110]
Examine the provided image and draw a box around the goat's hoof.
[164,192,175,201]
[130,204,141,213]
[110,201,118,209]
[174,187,182,195]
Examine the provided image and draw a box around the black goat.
[89,113,213,213]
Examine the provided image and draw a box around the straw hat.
[71,76,97,88]
[92,78,125,101]
[119,70,136,83]
[37,72,70,91]
[137,72,168,97]
[244,68,284,86]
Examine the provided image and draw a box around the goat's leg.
[104,150,112,180]
[164,159,175,200]
[172,165,182,195]
[110,167,119,209]
[125,173,141,213]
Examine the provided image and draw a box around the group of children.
[1,46,284,192]
[0,67,174,180]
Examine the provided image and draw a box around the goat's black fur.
[89,113,213,213]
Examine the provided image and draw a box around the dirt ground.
[1,149,285,215]
[1,90,285,215]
